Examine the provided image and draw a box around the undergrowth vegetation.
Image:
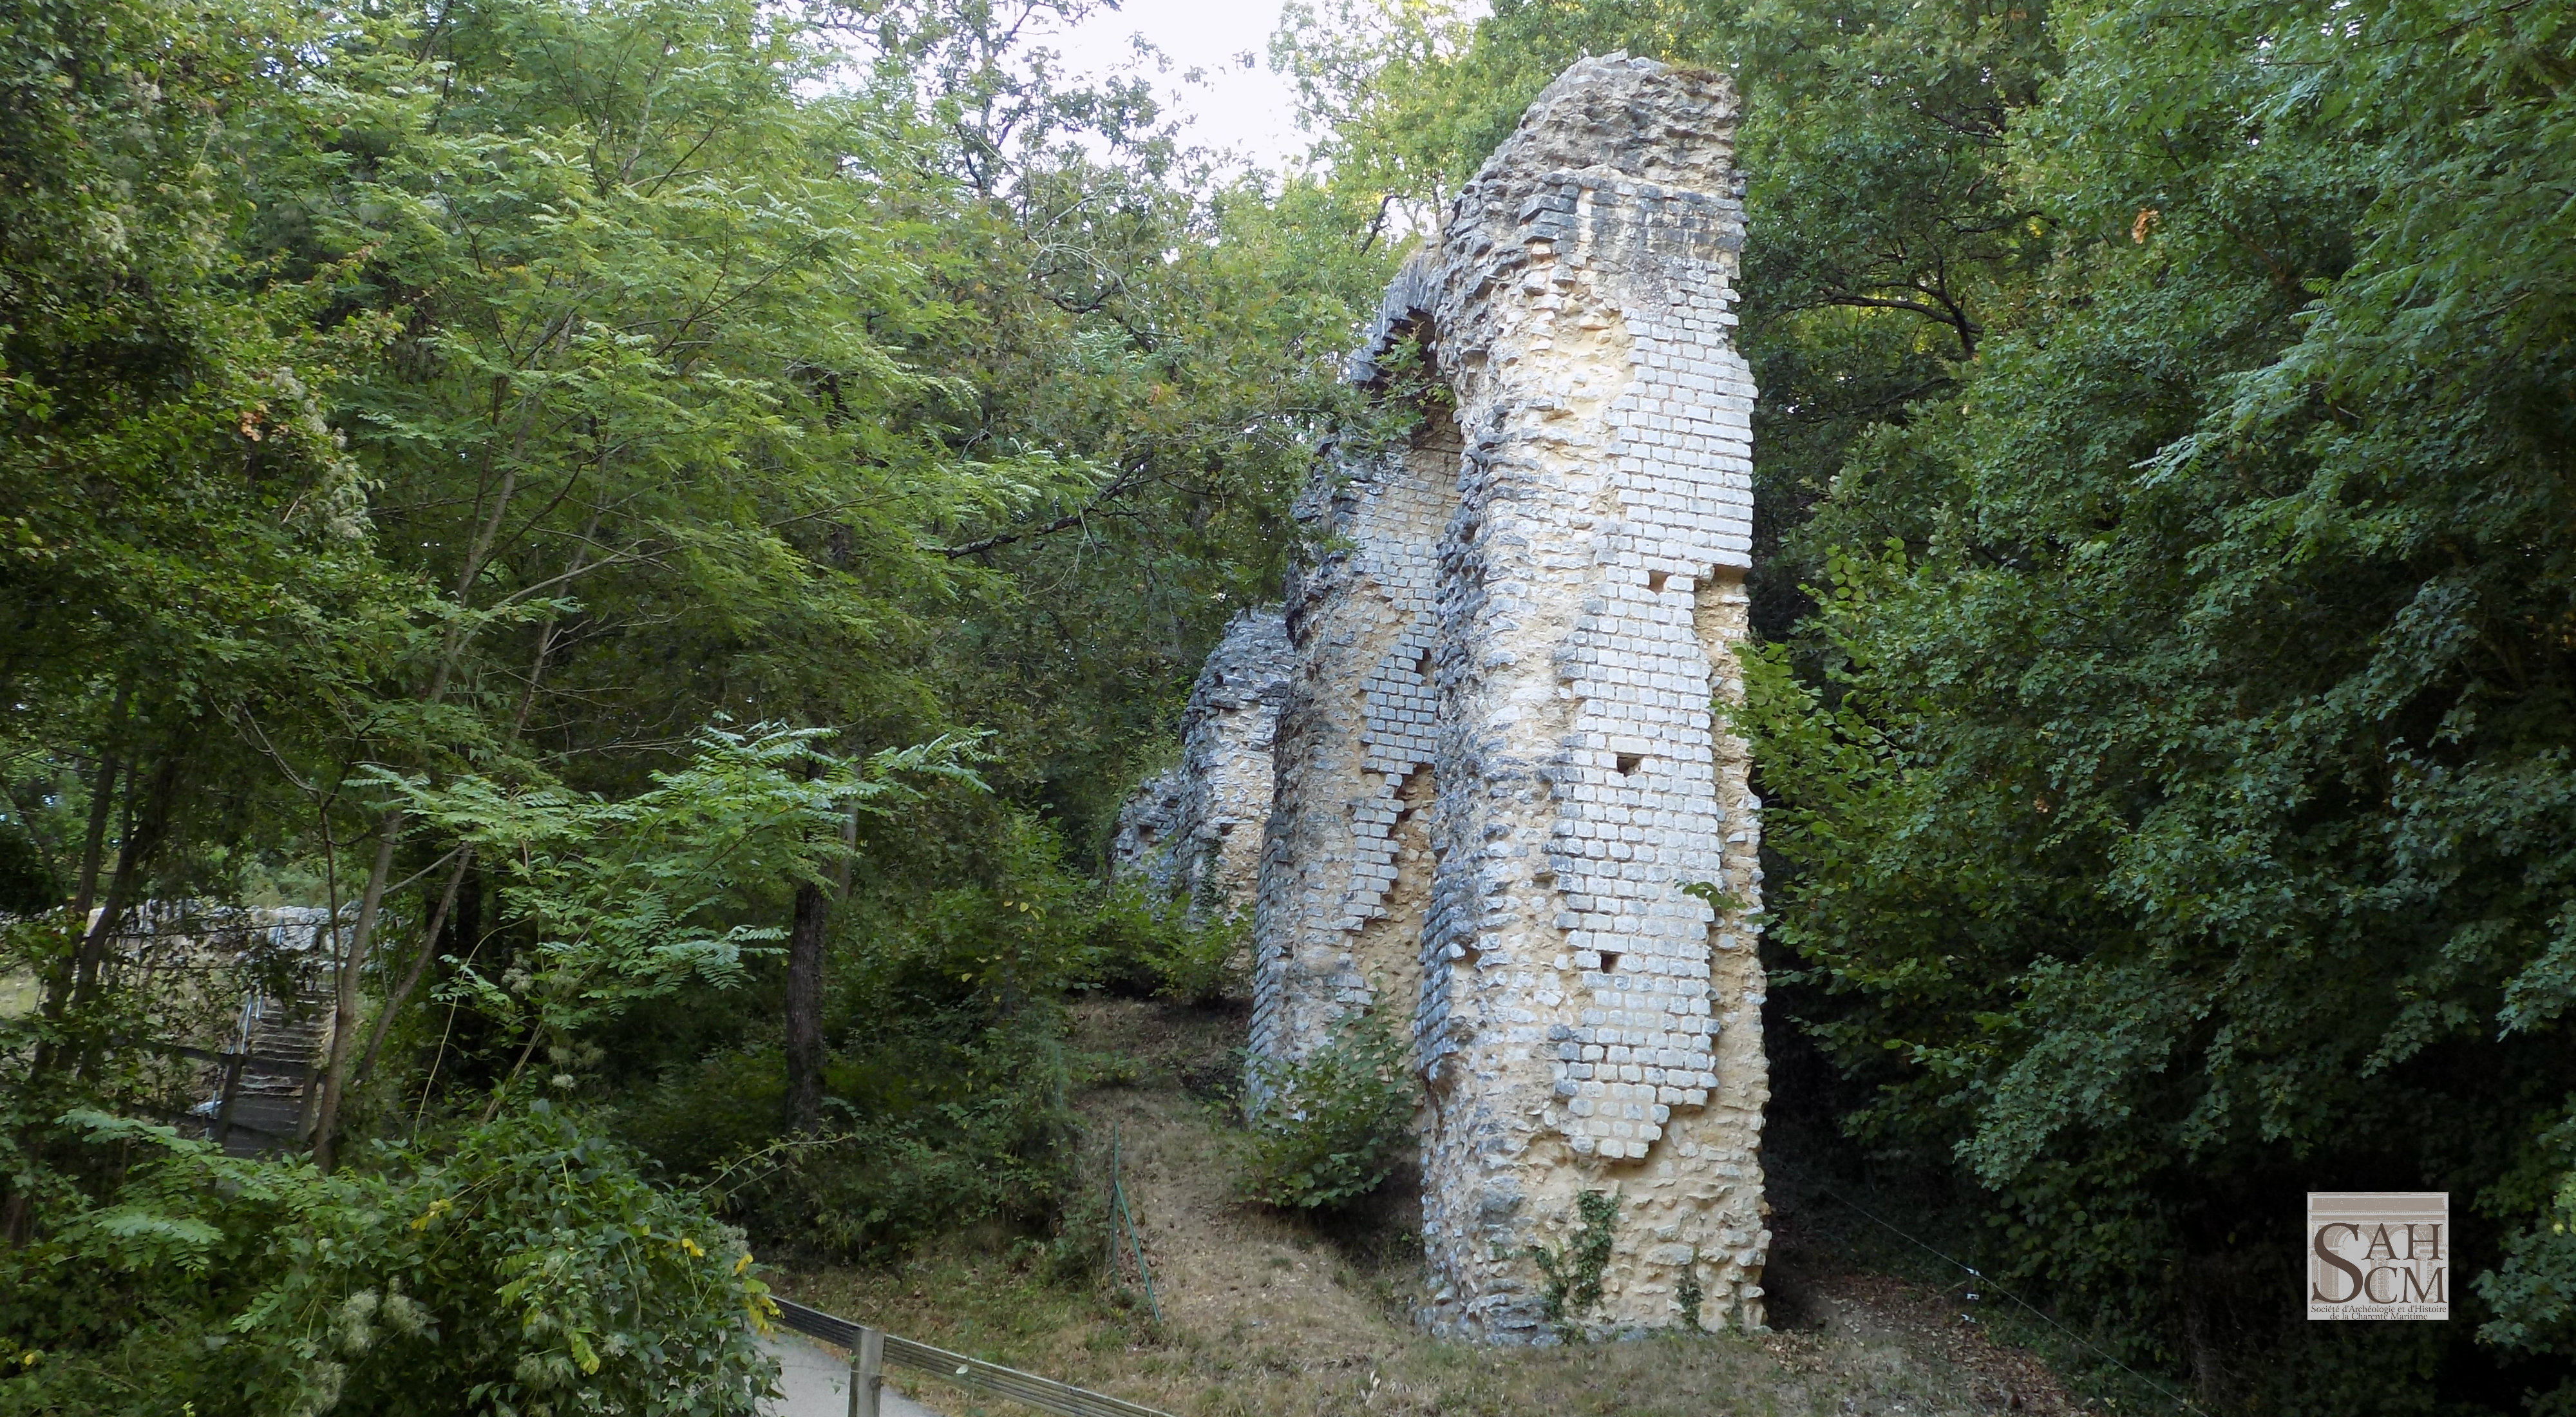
[0,0,2568,1405]
[1530,1190,1620,1341]
[1237,1009,1416,1213]
[1285,0,2576,1405]
[0,0,1369,1403]
[0,1104,771,1417]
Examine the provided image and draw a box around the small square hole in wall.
[1415,647,1434,679]
[1615,752,1644,775]
[1647,570,1670,593]
[1598,950,1622,973]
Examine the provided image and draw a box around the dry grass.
[776,999,2081,1417]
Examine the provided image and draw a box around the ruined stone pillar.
[1182,51,1770,1342]
[1113,608,1293,919]
[1251,394,1459,1065]
[1385,55,1772,1341]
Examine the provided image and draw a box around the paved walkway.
[759,1332,941,1417]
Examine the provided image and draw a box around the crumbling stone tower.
[1113,609,1293,918]
[1139,53,1770,1342]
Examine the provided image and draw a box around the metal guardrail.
[772,1297,1170,1417]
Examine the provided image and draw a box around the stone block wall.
[1124,52,1768,1344]
[1391,55,1770,1342]
[1248,412,1462,1064]
[1112,607,1293,918]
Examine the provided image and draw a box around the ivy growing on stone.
[1531,1190,1620,1342]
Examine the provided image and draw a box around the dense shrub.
[621,1016,1079,1259]
[1138,909,1250,1008]
[1084,884,1250,1007]
[608,811,1262,1262]
[0,1104,775,1417]
[1237,1009,1414,1212]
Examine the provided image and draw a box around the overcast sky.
[1041,0,1312,169]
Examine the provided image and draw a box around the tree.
[1738,0,2576,1404]
[1,0,1391,1271]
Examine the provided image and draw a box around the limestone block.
[1251,413,1460,1069]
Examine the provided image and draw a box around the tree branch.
[935,469,1141,559]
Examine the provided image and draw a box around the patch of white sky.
[1040,0,1488,173]
[804,0,1488,178]
[1045,0,1312,171]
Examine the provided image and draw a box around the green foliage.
[0,1104,773,1417]
[623,1017,1079,1260]
[1712,0,2576,1402]
[1309,0,2571,1399]
[0,826,52,920]
[2480,1108,2576,1363]
[1528,1190,1619,1341]
[1138,909,1251,1009]
[372,725,976,1070]
[1238,1009,1415,1212]
[0,0,1388,1396]
[602,801,1099,1258]
[1084,883,1251,1006]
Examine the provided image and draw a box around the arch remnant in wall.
[1249,356,1462,1064]
[1124,53,1768,1341]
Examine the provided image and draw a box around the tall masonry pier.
[1124,54,1770,1341]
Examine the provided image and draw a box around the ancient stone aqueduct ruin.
[1115,55,1770,1342]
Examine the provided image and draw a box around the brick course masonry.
[1117,53,1768,1342]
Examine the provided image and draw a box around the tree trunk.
[311,454,526,1165]
[68,750,179,1014]
[311,818,399,1173]
[10,693,138,1242]
[784,877,828,1133]
[68,690,126,919]
[32,733,126,1074]
[352,846,473,1090]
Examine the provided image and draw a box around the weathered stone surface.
[1398,53,1768,1344]
[1130,52,1769,1343]
[1112,607,1293,919]
[1247,412,1460,1066]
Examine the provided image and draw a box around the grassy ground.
[776,998,2098,1417]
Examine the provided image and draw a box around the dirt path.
[1081,1043,1420,1358]
[779,998,2084,1417]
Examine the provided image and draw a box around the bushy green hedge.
[607,819,1258,1265]
[1084,883,1249,1007]
[0,1104,775,1417]
[619,1018,1079,1260]
[1237,1009,1414,1212]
